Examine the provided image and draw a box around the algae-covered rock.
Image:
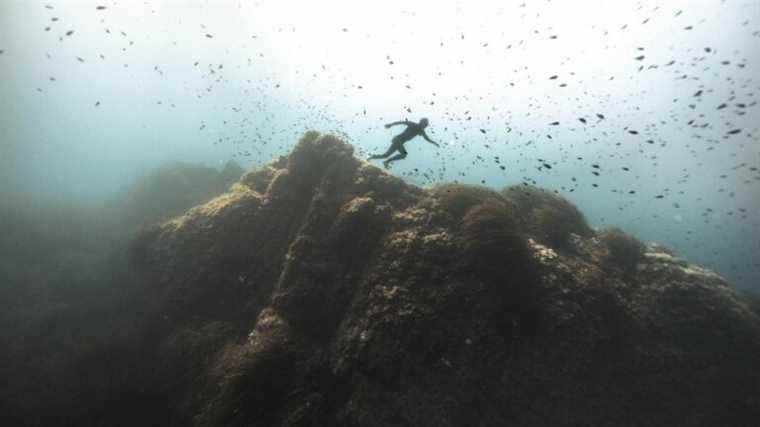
[598,226,645,272]
[125,133,759,426]
[116,160,244,229]
[502,184,594,249]
[427,183,505,221]
[5,132,759,427]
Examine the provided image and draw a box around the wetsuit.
[369,120,438,166]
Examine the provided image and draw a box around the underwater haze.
[1,0,759,296]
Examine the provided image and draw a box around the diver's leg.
[368,147,394,160]
[382,145,407,168]
[369,139,400,160]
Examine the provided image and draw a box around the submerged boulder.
[502,184,595,249]
[115,159,244,229]
[15,132,756,426]
[125,132,760,426]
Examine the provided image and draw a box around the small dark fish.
[44,27,50,31]
[579,117,587,124]
[596,113,605,120]
[628,130,639,135]
[717,103,727,109]
[205,34,213,38]
[542,163,552,169]
[693,90,703,97]
[591,164,600,169]
[65,30,74,36]
[655,195,665,199]
[635,55,645,61]
[727,129,741,134]
[549,121,559,126]
[96,6,107,10]
[479,129,486,134]
[45,4,53,9]
[95,101,100,106]
[592,171,600,176]
[622,167,630,171]
[549,75,558,80]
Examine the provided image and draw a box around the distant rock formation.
[116,159,244,229]
[127,131,760,426]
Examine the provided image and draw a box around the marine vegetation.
[502,184,595,249]
[2,134,759,427]
[598,226,646,273]
[115,160,243,229]
[427,183,505,221]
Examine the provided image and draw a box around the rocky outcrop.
[125,132,760,426]
[116,159,244,229]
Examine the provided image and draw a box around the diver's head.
[419,118,429,128]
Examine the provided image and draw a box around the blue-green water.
[1,0,758,292]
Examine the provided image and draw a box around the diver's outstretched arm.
[421,131,440,147]
[384,120,412,128]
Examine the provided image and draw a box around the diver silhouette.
[369,118,439,168]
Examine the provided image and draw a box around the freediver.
[369,118,439,168]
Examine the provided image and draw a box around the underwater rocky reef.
[3,133,760,426]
